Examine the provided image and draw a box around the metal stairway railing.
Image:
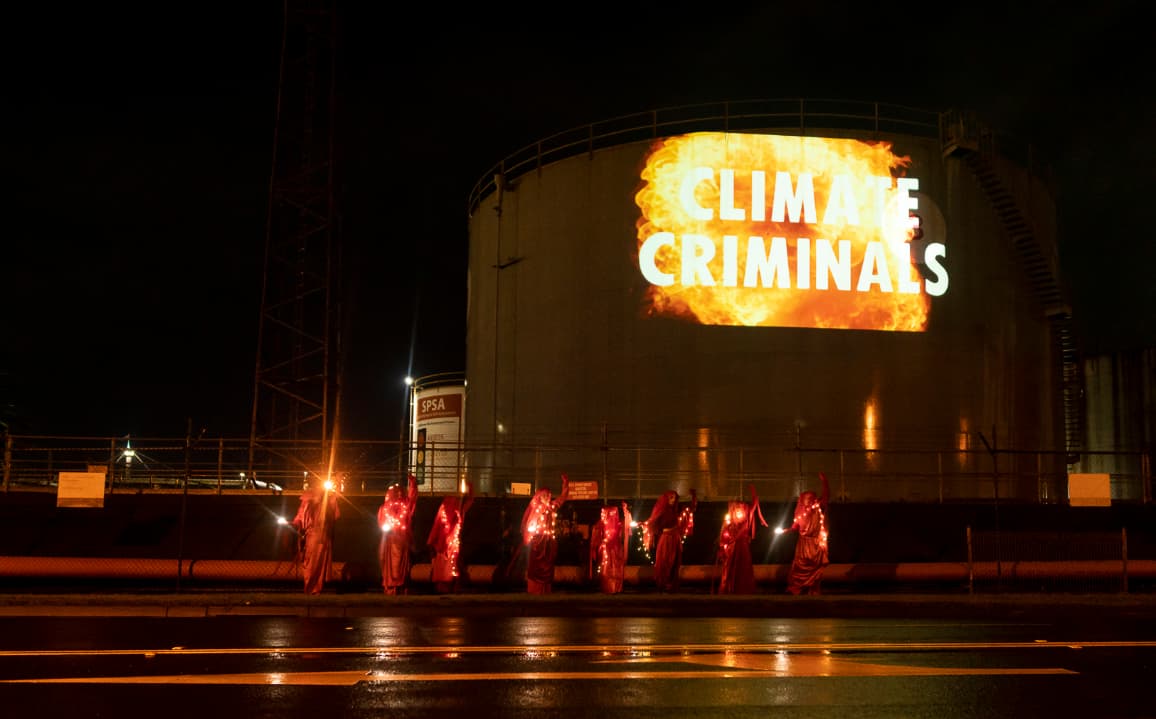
[939,111,1083,463]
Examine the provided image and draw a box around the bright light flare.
[774,527,785,535]
[277,516,288,525]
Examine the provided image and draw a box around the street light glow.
[400,375,416,473]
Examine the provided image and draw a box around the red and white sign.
[567,481,599,500]
[416,392,463,421]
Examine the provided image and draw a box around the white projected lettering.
[634,133,950,330]
[638,233,946,295]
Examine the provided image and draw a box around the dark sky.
[4,2,1153,438]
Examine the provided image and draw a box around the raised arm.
[405,474,418,511]
[749,484,767,537]
[552,473,570,509]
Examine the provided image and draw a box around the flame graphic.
[634,133,931,331]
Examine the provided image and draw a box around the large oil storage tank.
[463,100,1078,502]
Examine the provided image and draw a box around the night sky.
[4,2,1153,439]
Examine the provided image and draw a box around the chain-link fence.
[0,434,403,495]
[2,433,1151,504]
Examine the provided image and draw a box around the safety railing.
[467,98,941,215]
[2,432,1150,504]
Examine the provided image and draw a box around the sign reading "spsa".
[416,393,463,421]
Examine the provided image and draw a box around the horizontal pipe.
[3,557,1155,584]
[0,557,335,582]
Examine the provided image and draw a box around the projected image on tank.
[635,132,948,331]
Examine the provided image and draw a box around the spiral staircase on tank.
[939,110,1083,465]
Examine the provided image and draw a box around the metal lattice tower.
[249,0,341,478]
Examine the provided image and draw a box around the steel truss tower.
[249,0,341,482]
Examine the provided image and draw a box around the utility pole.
[978,429,1002,589]
[178,417,191,591]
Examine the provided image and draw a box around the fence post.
[217,437,224,495]
[534,444,541,493]
[794,422,803,479]
[978,431,1002,586]
[601,422,608,501]
[636,446,641,499]
[177,418,192,591]
[1036,451,1047,504]
[1144,451,1152,505]
[966,525,974,594]
[838,450,845,502]
[2,433,11,493]
[107,438,116,492]
[937,451,944,503]
[1122,526,1129,594]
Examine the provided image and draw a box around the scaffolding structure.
[248,0,343,477]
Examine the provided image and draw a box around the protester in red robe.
[778,471,830,595]
[589,501,631,594]
[521,474,570,594]
[716,484,767,594]
[377,474,418,595]
[642,488,697,592]
[291,481,341,595]
[426,481,474,593]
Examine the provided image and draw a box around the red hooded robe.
[717,485,767,594]
[521,475,570,594]
[292,485,340,595]
[427,483,474,591]
[377,474,418,594]
[589,502,632,594]
[786,472,830,595]
[643,489,696,592]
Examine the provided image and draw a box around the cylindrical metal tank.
[405,372,466,493]
[464,100,1068,501]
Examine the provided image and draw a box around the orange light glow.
[863,397,879,467]
[863,399,878,449]
[635,133,939,331]
[697,427,711,471]
[958,417,970,467]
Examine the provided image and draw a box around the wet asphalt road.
[1,593,1155,718]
